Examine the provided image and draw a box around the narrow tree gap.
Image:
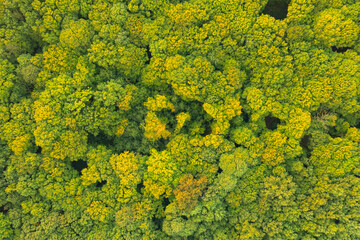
[145,46,152,64]
[136,181,144,194]
[300,135,310,150]
[242,111,250,123]
[331,46,351,53]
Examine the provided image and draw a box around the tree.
[144,149,178,199]
[309,137,359,177]
[143,111,171,141]
[219,147,249,178]
[0,59,15,104]
[314,8,359,48]
[90,40,147,78]
[16,54,40,85]
[173,174,207,212]
[59,19,94,50]
[0,213,13,240]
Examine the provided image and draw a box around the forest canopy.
[0,0,360,239]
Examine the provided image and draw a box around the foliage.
[0,0,359,238]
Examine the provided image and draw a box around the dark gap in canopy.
[263,0,290,20]
[0,205,8,214]
[152,216,164,230]
[331,46,351,53]
[242,111,250,123]
[265,116,281,130]
[300,135,310,150]
[162,197,170,209]
[136,181,144,194]
[96,180,107,188]
[202,122,212,136]
[87,131,114,147]
[71,159,88,176]
[36,146,42,154]
[145,45,152,64]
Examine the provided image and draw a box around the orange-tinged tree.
[173,174,207,212]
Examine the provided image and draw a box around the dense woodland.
[0,0,360,239]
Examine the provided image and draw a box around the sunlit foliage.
[0,0,360,238]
